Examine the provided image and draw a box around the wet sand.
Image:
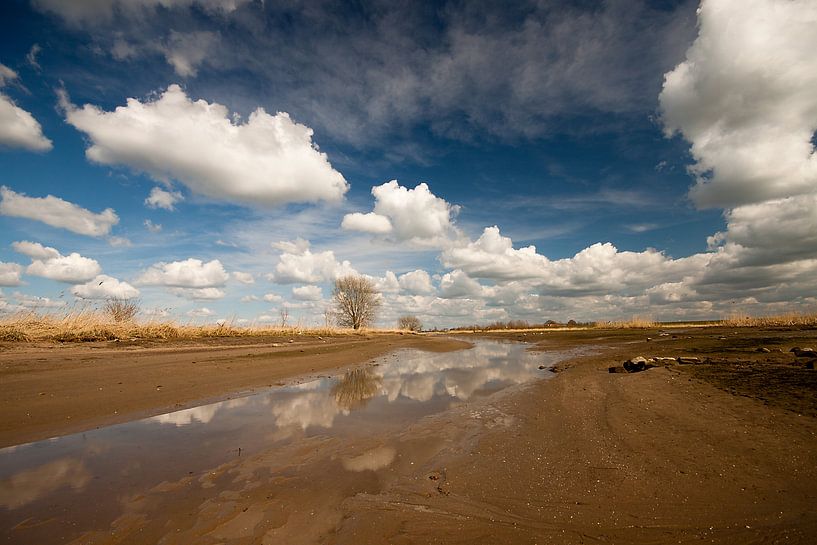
[2,327,816,543]
[0,333,469,447]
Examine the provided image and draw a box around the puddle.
[0,340,563,543]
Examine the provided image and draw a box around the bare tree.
[332,275,380,330]
[103,298,140,323]
[279,306,289,328]
[398,315,422,332]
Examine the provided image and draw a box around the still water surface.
[0,340,561,542]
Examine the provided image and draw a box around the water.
[0,340,563,543]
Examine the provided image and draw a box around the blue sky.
[1,0,815,327]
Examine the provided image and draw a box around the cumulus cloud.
[0,186,118,236]
[341,212,392,234]
[660,0,817,209]
[72,274,140,299]
[398,270,434,295]
[145,187,183,210]
[231,271,254,284]
[62,85,348,207]
[13,241,101,283]
[0,262,23,286]
[438,269,483,299]
[342,181,459,246]
[292,285,323,301]
[269,239,356,284]
[136,258,229,288]
[0,65,52,152]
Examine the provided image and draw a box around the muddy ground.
[1,326,816,544]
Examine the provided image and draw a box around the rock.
[608,366,625,373]
[792,348,817,358]
[805,360,815,370]
[756,347,771,353]
[538,365,547,370]
[653,357,677,364]
[646,337,652,342]
[623,356,650,373]
[288,339,295,343]
[677,357,701,364]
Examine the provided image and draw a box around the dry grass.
[597,317,658,329]
[721,312,817,328]
[0,309,403,343]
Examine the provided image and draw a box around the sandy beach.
[1,327,816,544]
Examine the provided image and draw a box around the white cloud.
[13,241,101,284]
[72,274,140,299]
[341,212,392,234]
[263,293,282,303]
[11,292,65,309]
[269,239,356,284]
[145,187,183,210]
[292,285,323,301]
[0,262,23,286]
[144,219,162,233]
[438,270,483,299]
[231,271,254,284]
[107,236,131,247]
[660,0,817,209]
[169,287,225,300]
[136,258,229,288]
[441,226,549,281]
[0,186,118,236]
[62,85,349,207]
[398,269,434,294]
[162,30,219,77]
[342,181,459,246]
[0,65,52,152]
[186,307,215,318]
[11,241,59,260]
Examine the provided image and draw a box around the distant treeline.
[432,319,595,332]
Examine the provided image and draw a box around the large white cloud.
[0,262,23,286]
[13,241,101,284]
[136,258,229,288]
[72,274,140,299]
[292,285,323,301]
[342,181,458,246]
[269,239,356,284]
[0,186,119,236]
[61,85,349,207]
[398,269,434,295]
[0,64,52,152]
[660,0,817,209]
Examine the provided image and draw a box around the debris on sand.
[677,357,701,365]
[790,347,817,358]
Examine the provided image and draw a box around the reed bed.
[0,309,398,343]
[720,313,817,328]
[597,317,658,329]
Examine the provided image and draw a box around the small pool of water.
[0,340,561,543]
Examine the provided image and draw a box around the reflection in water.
[0,458,90,509]
[332,367,382,410]
[0,340,563,543]
[341,446,397,472]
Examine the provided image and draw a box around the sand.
[1,326,816,544]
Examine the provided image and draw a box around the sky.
[0,0,815,328]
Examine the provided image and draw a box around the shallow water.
[0,340,562,543]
